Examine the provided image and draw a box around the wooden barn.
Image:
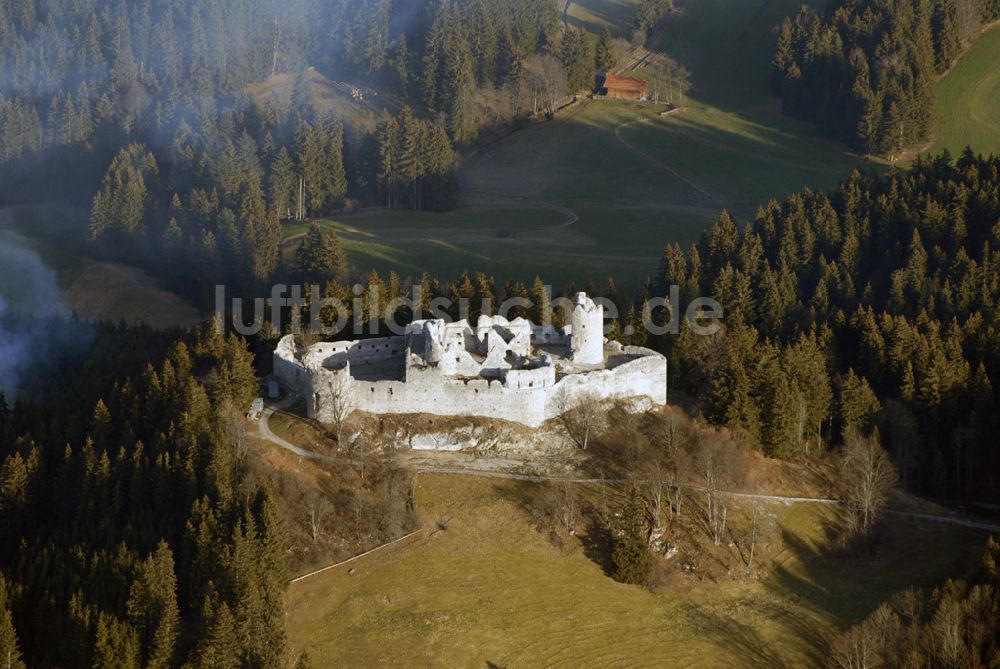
[597,73,648,100]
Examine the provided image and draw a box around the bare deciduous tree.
[661,57,692,106]
[643,449,669,528]
[325,371,355,447]
[698,437,748,545]
[955,0,982,44]
[301,489,332,544]
[651,409,690,517]
[739,499,777,573]
[612,38,633,71]
[608,402,645,473]
[217,398,250,468]
[476,86,507,129]
[369,455,412,539]
[525,54,569,116]
[828,603,901,669]
[559,394,602,450]
[550,480,578,538]
[932,595,967,667]
[840,434,897,535]
[527,480,579,548]
[746,501,761,571]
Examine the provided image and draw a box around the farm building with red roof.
[598,74,648,100]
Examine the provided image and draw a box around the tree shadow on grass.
[488,479,546,520]
[678,513,851,665]
[489,479,619,576]
[577,517,616,576]
[762,510,984,636]
[680,603,792,669]
[751,509,984,665]
[749,595,830,666]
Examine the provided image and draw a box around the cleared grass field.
[2,205,202,327]
[281,206,617,286]
[286,473,986,668]
[459,0,864,283]
[564,0,639,37]
[248,69,381,133]
[931,24,1000,157]
[303,0,867,291]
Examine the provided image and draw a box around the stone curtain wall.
[545,350,666,421]
[274,335,668,428]
[273,335,310,395]
[304,336,406,368]
[312,369,552,426]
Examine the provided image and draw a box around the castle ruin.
[272,293,667,428]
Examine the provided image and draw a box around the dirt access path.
[465,0,726,233]
[612,115,728,210]
[257,396,1000,534]
[258,398,833,503]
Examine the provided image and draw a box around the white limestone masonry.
[273,293,667,428]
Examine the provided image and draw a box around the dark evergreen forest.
[658,151,1000,502]
[0,322,289,666]
[0,0,599,306]
[771,0,1000,156]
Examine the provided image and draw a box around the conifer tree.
[295,223,349,283]
[215,334,258,412]
[296,123,325,216]
[376,112,400,208]
[239,178,281,284]
[128,541,180,669]
[530,276,550,325]
[269,147,298,219]
[321,120,348,207]
[90,144,157,240]
[595,27,616,72]
[190,594,239,669]
[93,613,141,669]
[839,370,882,439]
[0,575,24,669]
[705,210,740,271]
[445,36,478,144]
[611,486,651,585]
[395,35,411,96]
[559,28,595,93]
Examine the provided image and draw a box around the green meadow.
[287,473,987,668]
[295,0,868,291]
[931,24,1000,157]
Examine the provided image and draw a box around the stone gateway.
[273,293,667,427]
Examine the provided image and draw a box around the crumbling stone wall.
[272,293,667,429]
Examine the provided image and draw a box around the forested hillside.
[657,150,1000,501]
[0,0,669,308]
[771,0,1000,156]
[0,322,289,666]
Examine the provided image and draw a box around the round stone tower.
[569,292,604,364]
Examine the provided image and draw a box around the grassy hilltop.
[287,473,985,668]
